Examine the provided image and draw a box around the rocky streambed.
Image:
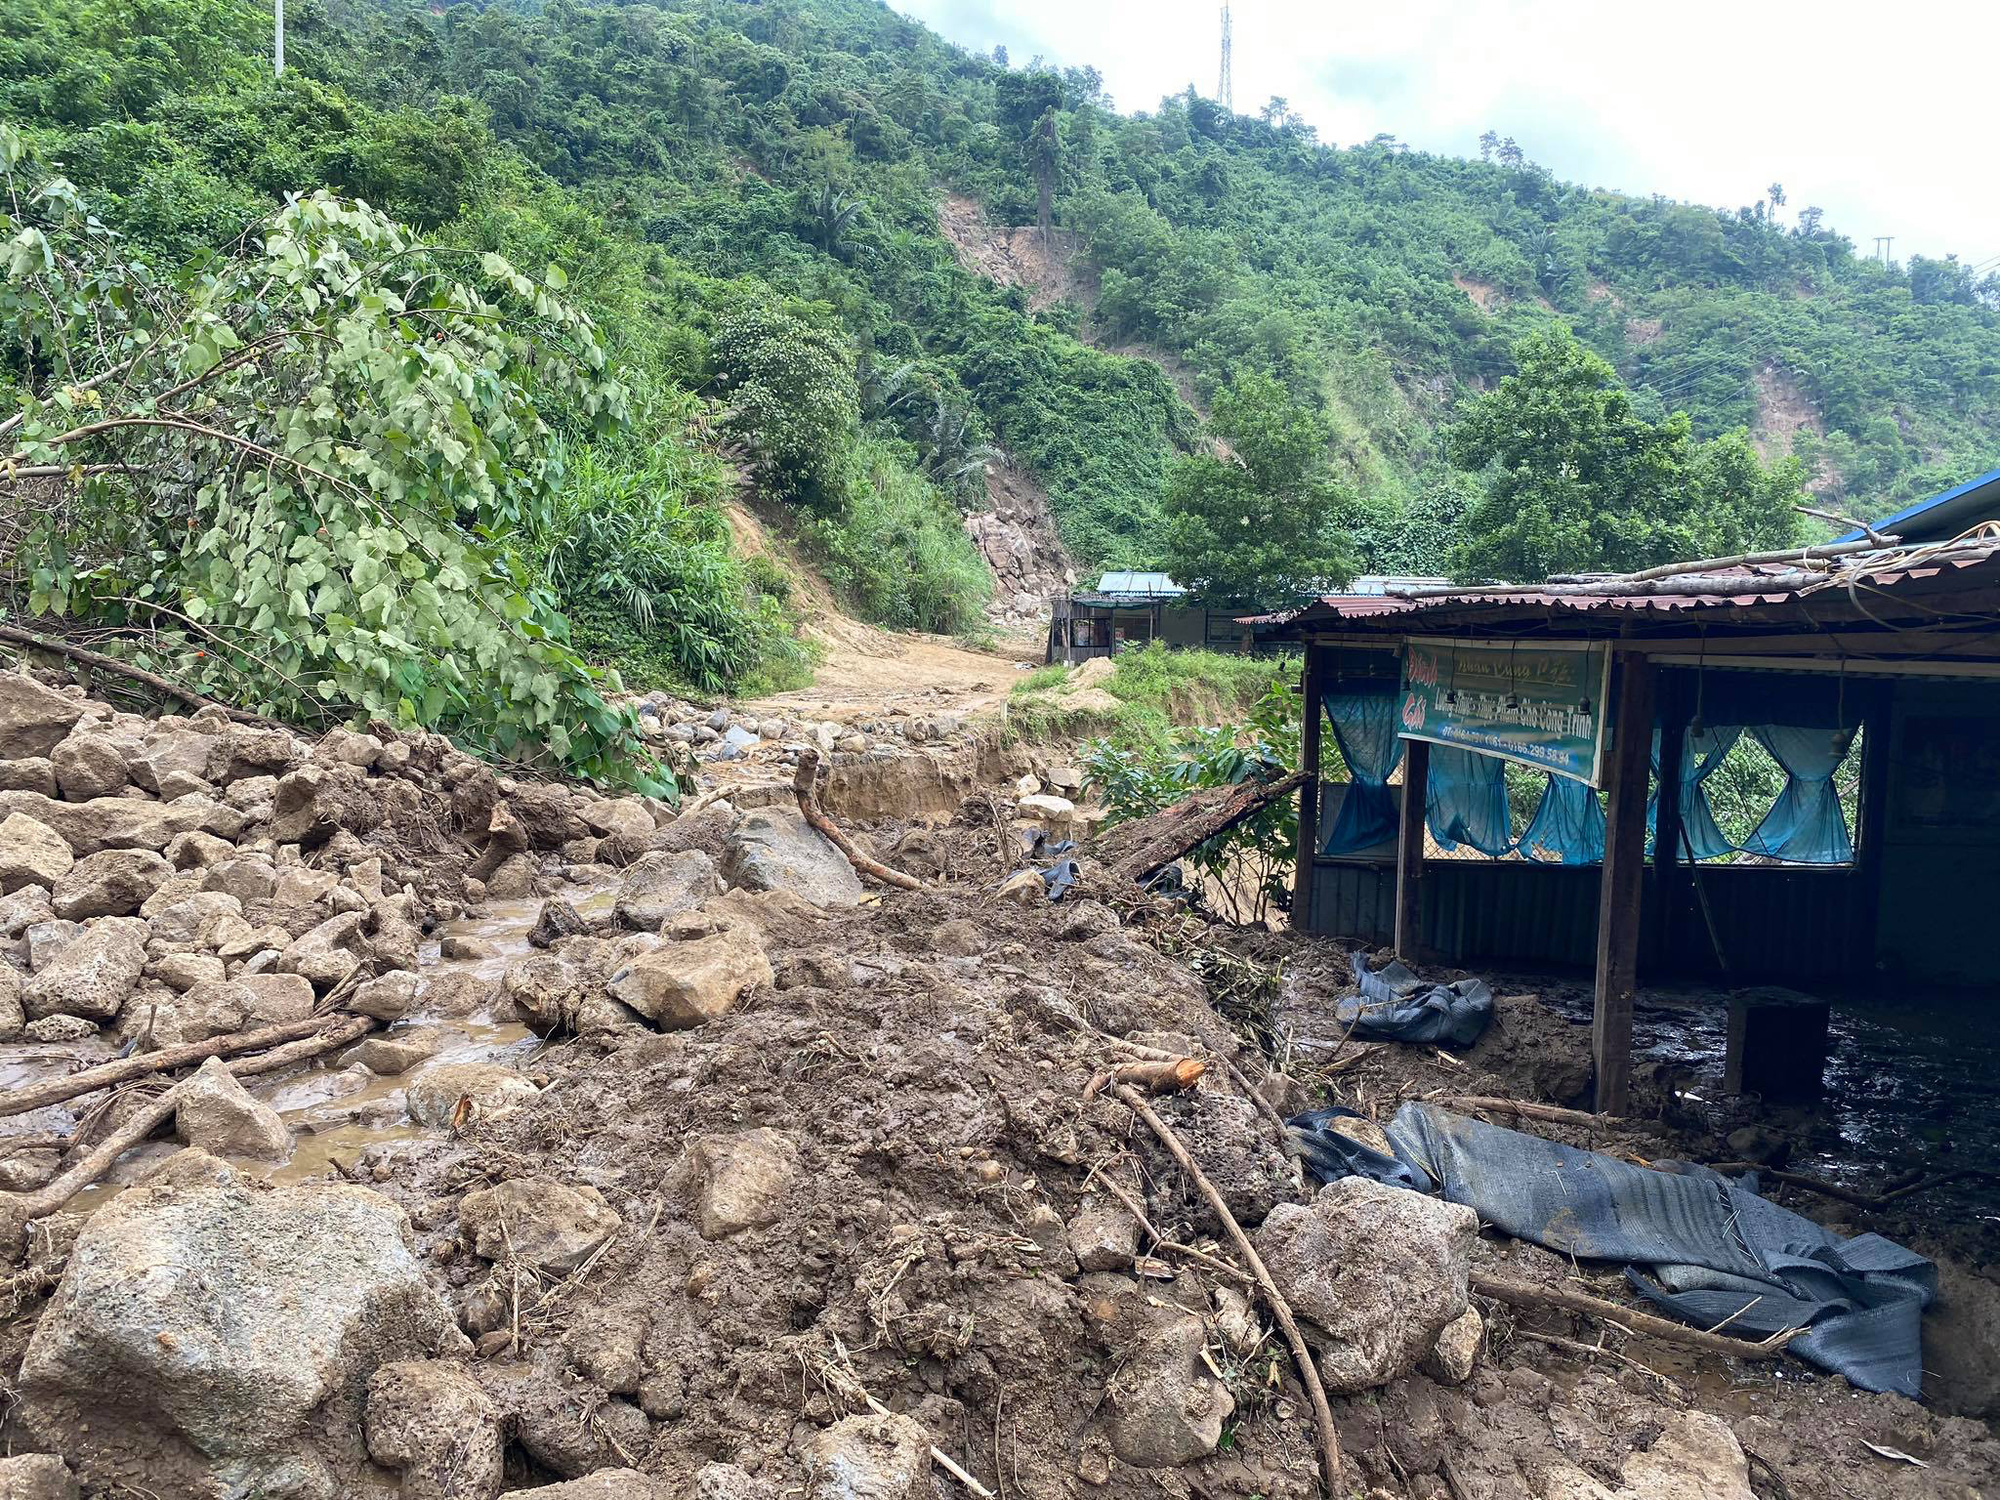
[0,670,1995,1500]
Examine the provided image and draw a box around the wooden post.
[1650,672,1687,968]
[1294,647,1323,929]
[1853,681,1894,971]
[1593,652,1654,1116]
[1394,737,1430,962]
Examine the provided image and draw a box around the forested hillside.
[6,0,2000,753]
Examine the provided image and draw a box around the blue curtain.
[1519,775,1605,864]
[1427,746,1515,856]
[1648,725,1744,861]
[1321,693,1404,854]
[1743,726,1854,863]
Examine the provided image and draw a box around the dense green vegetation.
[6,0,1999,762]
[1447,326,1808,579]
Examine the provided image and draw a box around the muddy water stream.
[10,883,614,1213]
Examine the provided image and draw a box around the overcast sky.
[895,0,2000,266]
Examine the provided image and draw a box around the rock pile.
[0,672,677,1074]
[628,691,971,766]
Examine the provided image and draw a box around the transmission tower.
[1218,3,1233,113]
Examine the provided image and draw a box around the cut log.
[1083,1056,1204,1100]
[1093,769,1309,884]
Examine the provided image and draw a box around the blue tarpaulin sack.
[1332,952,1494,1047]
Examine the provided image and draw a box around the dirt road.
[744,616,1039,722]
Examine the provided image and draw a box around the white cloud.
[896,0,2000,264]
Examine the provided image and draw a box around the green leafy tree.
[1160,373,1357,601]
[1447,325,1803,580]
[0,133,664,788]
[709,303,859,502]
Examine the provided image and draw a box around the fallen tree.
[1092,769,1308,884]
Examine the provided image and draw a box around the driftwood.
[1083,1056,1204,1100]
[1113,1083,1346,1494]
[0,1087,185,1254]
[1,1013,351,1120]
[1443,1095,1625,1130]
[0,1014,376,1255]
[1093,769,1309,884]
[792,749,926,892]
[1471,1270,1798,1360]
[1610,534,1896,583]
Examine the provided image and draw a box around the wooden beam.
[1294,649,1324,929]
[1593,653,1655,1115]
[1394,737,1430,962]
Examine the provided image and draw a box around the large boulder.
[51,847,173,919]
[1103,1308,1234,1468]
[271,763,383,847]
[0,813,72,893]
[363,1360,504,1500]
[605,926,771,1029]
[23,916,147,1021]
[579,796,656,845]
[0,676,84,760]
[129,722,223,795]
[405,1060,536,1128]
[1253,1177,1477,1393]
[51,729,133,802]
[175,1057,292,1161]
[720,808,862,907]
[15,1152,460,1500]
[276,911,369,990]
[610,849,720,932]
[458,1177,621,1276]
[802,1413,931,1500]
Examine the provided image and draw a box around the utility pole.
[1218,3,1233,113]
[274,0,285,76]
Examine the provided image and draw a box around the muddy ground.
[0,676,1996,1500]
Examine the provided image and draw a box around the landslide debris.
[0,669,1994,1500]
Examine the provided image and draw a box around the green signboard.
[1398,638,1612,785]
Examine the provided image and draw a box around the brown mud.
[1,685,1997,1499]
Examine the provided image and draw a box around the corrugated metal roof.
[1841,467,2000,546]
[1095,571,1184,597]
[1264,537,2000,633]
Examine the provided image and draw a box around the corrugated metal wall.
[1307,859,1868,980]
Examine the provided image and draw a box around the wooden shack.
[1265,489,2000,1113]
